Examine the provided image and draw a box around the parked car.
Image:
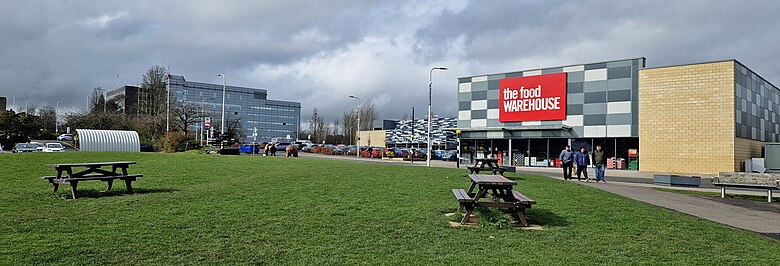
[29,142,45,152]
[12,143,38,153]
[57,134,73,141]
[274,142,291,151]
[444,150,458,161]
[44,143,65,152]
[239,143,262,154]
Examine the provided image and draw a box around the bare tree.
[310,108,327,143]
[38,105,56,133]
[359,100,379,131]
[172,102,200,139]
[140,65,168,115]
[341,110,357,145]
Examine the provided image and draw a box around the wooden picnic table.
[468,158,507,175]
[42,161,142,199]
[452,174,536,226]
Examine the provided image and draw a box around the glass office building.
[167,75,301,142]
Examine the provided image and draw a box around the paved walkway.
[299,152,780,238]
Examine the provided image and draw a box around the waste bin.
[629,161,639,170]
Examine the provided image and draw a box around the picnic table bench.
[467,158,508,175]
[452,174,536,226]
[711,173,780,202]
[42,161,143,199]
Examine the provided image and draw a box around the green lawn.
[1,152,779,264]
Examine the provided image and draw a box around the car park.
[44,143,65,152]
[12,143,38,153]
[57,134,73,141]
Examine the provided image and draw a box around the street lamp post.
[166,75,171,132]
[55,100,65,133]
[217,73,227,149]
[349,95,360,158]
[427,67,448,167]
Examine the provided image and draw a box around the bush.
[175,139,201,152]
[158,132,185,153]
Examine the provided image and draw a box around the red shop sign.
[499,72,567,122]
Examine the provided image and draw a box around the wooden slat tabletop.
[48,161,137,167]
[469,174,516,185]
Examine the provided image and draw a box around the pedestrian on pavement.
[574,147,591,182]
[270,143,277,156]
[263,143,270,156]
[368,146,374,158]
[559,145,574,180]
[593,145,606,182]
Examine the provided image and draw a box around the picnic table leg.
[69,181,79,199]
[460,205,474,225]
[515,208,529,227]
[466,182,477,194]
[124,179,134,193]
[53,183,59,193]
[105,179,114,192]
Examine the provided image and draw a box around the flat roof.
[458,57,646,79]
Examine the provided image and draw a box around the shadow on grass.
[526,208,570,227]
[59,188,178,200]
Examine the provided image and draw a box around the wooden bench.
[711,172,780,202]
[452,188,536,226]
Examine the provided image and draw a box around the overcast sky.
[2,0,779,122]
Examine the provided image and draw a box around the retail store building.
[456,58,780,175]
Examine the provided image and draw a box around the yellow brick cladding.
[639,61,736,175]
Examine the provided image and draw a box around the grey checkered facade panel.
[384,116,456,145]
[457,58,644,138]
[735,63,780,142]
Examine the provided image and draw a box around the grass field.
[2,152,779,264]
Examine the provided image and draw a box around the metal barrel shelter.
[75,129,141,152]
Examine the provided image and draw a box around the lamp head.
[435,67,448,70]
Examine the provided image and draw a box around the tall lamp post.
[349,95,360,158]
[165,75,171,132]
[217,73,227,149]
[427,67,448,166]
[55,100,65,133]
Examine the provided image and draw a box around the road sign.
[204,117,211,127]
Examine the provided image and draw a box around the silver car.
[12,143,38,153]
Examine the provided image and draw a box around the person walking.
[593,145,607,183]
[593,145,606,182]
[367,146,374,158]
[270,143,277,156]
[559,145,574,180]
[574,147,591,182]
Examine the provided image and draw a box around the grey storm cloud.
[1,0,779,124]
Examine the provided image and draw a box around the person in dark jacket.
[270,144,277,156]
[592,145,606,182]
[559,145,574,180]
[574,147,591,182]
